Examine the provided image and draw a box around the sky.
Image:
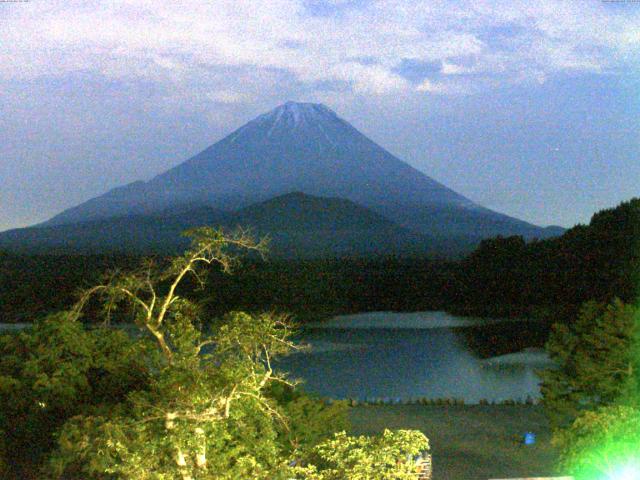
[0,0,639,231]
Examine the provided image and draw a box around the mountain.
[42,102,554,233]
[0,193,440,257]
[46,101,473,227]
[4,101,562,255]
[227,192,436,257]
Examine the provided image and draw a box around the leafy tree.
[45,228,293,479]
[49,310,302,479]
[539,299,640,430]
[295,429,430,480]
[0,312,151,477]
[46,228,354,479]
[72,227,269,359]
[269,384,350,457]
[554,405,640,480]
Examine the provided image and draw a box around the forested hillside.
[2,199,638,335]
[449,198,640,323]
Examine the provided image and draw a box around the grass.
[349,404,560,480]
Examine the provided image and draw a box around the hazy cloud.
[1,0,637,99]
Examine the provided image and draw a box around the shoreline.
[303,310,539,329]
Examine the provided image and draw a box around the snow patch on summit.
[262,101,334,137]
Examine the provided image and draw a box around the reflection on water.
[277,313,552,404]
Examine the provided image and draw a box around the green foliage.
[451,197,640,321]
[2,227,429,479]
[49,313,298,478]
[0,430,6,478]
[48,313,297,478]
[555,405,640,480]
[44,228,355,480]
[269,384,350,456]
[539,299,640,430]
[0,253,136,323]
[0,312,152,475]
[0,253,453,324]
[295,429,430,479]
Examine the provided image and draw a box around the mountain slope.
[46,102,473,227]
[21,100,562,252]
[373,203,562,240]
[226,192,436,257]
[0,193,438,257]
[42,102,535,224]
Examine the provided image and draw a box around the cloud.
[416,78,444,93]
[206,90,252,104]
[393,58,442,83]
[329,62,410,94]
[0,0,638,101]
[441,62,473,75]
[415,78,471,96]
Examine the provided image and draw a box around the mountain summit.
[28,101,560,252]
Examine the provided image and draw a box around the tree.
[73,227,269,361]
[0,312,151,477]
[539,299,640,430]
[46,228,301,479]
[554,405,640,480]
[0,429,7,478]
[294,429,430,480]
[270,384,350,457]
[49,310,304,479]
[3,226,428,479]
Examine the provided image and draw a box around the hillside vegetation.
[1,198,638,355]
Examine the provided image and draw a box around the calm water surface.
[277,311,552,404]
[0,312,552,404]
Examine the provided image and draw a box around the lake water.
[277,311,553,404]
[0,311,553,404]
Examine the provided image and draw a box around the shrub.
[555,405,640,480]
[296,429,430,480]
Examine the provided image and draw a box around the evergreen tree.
[539,299,640,430]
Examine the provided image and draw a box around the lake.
[277,311,553,404]
[0,311,553,404]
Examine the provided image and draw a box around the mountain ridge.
[1,192,442,257]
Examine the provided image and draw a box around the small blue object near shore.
[523,432,536,445]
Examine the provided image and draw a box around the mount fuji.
[46,101,473,225]
[1,101,562,256]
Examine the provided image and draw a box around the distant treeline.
[1,198,639,334]
[0,253,134,322]
[449,198,640,323]
[0,253,456,323]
